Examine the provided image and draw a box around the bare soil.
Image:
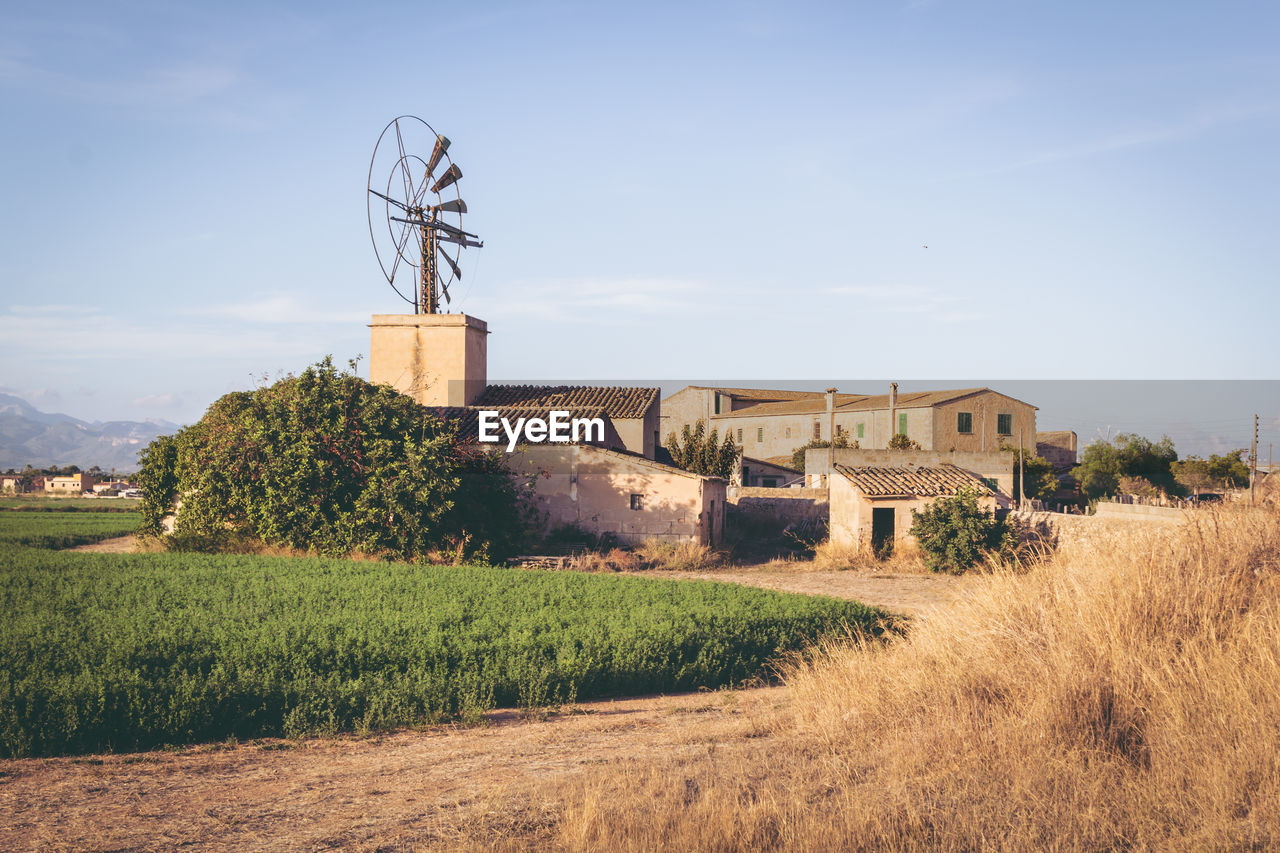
[70,535,139,553]
[0,689,785,852]
[5,549,968,850]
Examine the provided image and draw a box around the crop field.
[0,510,140,549]
[0,544,888,757]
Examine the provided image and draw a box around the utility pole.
[1018,427,1026,510]
[825,388,837,487]
[1251,414,1259,504]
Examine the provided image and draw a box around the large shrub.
[136,358,527,561]
[909,488,1012,574]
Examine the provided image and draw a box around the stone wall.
[726,486,829,526]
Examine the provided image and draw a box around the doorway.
[871,507,895,556]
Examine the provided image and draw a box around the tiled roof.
[428,406,611,445]
[710,394,865,418]
[834,464,992,497]
[709,387,1036,419]
[476,385,658,419]
[834,388,990,412]
[680,386,833,401]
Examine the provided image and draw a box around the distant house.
[830,464,997,553]
[45,474,92,495]
[1,476,29,494]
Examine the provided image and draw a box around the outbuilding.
[830,464,996,553]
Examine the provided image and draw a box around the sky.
[1,1,1277,453]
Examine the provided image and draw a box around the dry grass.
[538,505,1280,851]
[634,538,725,572]
[811,538,928,573]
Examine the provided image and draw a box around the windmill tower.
[365,116,487,407]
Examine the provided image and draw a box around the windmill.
[366,116,483,314]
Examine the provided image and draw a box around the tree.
[1173,451,1250,493]
[1001,445,1059,502]
[888,433,921,450]
[666,420,738,479]
[1072,433,1180,500]
[790,433,852,471]
[136,357,528,561]
[909,488,1013,574]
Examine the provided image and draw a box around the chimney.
[889,382,898,440]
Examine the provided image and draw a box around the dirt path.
[0,688,784,852]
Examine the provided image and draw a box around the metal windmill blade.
[366,117,482,314]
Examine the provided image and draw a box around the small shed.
[830,464,996,553]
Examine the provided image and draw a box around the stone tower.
[368,313,488,407]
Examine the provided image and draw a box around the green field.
[0,510,140,549]
[0,541,888,757]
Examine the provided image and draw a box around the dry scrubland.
[525,505,1280,851]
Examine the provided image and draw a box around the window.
[736,428,743,443]
[629,493,644,511]
[898,412,908,435]
[982,477,999,493]
[761,477,779,488]
[997,413,1013,436]
[785,427,792,438]
[857,423,864,439]
[957,412,973,434]
[813,421,821,440]
[836,424,846,437]
[757,427,764,443]
[714,395,722,415]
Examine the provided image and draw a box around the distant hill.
[0,394,181,472]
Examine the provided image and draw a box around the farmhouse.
[829,464,997,553]
[45,474,92,495]
[369,312,723,545]
[664,384,1039,461]
[369,314,660,459]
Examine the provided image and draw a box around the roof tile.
[834,464,992,497]
[475,385,658,419]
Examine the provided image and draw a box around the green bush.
[909,489,1012,574]
[136,357,530,562]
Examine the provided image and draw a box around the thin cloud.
[959,101,1277,179]
[0,305,332,361]
[194,293,368,326]
[131,393,184,410]
[476,277,709,323]
[826,283,979,323]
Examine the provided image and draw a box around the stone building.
[368,312,720,545]
[508,444,725,546]
[370,314,660,459]
[805,447,1017,507]
[45,474,92,495]
[829,464,996,552]
[663,383,1038,462]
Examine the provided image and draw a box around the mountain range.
[0,394,181,472]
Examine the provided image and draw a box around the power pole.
[1018,427,1026,510]
[1251,414,1259,504]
